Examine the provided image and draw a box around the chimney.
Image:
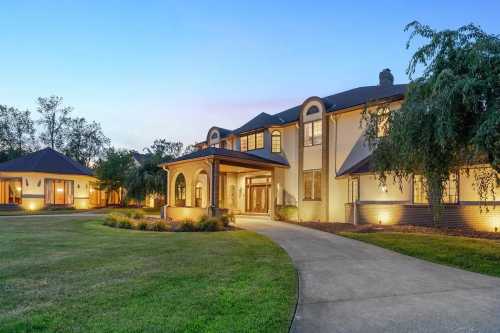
[379,68,394,86]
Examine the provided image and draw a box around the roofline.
[0,170,97,178]
[159,154,288,169]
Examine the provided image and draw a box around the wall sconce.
[25,179,29,187]
[37,180,41,187]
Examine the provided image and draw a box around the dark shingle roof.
[338,156,373,176]
[0,148,94,176]
[211,84,407,137]
[165,147,289,167]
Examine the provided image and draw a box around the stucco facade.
[162,70,499,231]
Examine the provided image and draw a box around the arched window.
[306,106,319,115]
[271,131,281,153]
[175,173,186,206]
[211,131,219,140]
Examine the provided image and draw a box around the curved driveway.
[237,218,500,333]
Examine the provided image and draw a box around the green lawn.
[0,207,161,217]
[340,231,500,277]
[0,216,297,332]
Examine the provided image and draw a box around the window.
[256,132,264,149]
[195,183,202,207]
[306,106,319,115]
[0,178,22,205]
[240,131,264,151]
[45,179,74,206]
[175,173,186,206]
[303,170,321,200]
[240,136,248,151]
[271,131,281,153]
[348,177,359,203]
[376,107,391,137]
[304,120,322,146]
[211,132,218,140]
[413,174,458,204]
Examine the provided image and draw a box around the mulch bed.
[285,221,500,240]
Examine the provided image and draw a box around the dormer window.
[211,132,219,140]
[271,131,281,153]
[306,106,319,115]
[240,131,264,152]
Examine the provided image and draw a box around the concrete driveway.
[237,218,500,333]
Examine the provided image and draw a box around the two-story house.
[160,69,499,231]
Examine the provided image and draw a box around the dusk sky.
[1,1,499,151]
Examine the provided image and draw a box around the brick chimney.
[379,68,394,86]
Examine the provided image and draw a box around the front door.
[250,185,268,213]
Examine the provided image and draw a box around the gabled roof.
[161,147,289,167]
[131,151,150,166]
[207,83,407,138]
[0,147,94,176]
[337,134,373,177]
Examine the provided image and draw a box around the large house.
[160,69,499,231]
[0,148,121,210]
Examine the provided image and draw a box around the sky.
[1,1,499,151]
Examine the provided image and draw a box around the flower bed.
[103,211,234,232]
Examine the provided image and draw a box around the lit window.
[256,132,264,149]
[240,136,247,151]
[271,131,281,153]
[304,120,322,146]
[0,178,22,205]
[247,134,255,150]
[175,173,186,207]
[44,179,74,206]
[304,170,321,200]
[413,174,458,204]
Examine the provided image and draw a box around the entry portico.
[160,147,288,221]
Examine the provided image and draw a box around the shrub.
[156,220,170,231]
[198,215,209,223]
[103,215,118,227]
[135,220,148,231]
[178,219,197,232]
[198,218,224,232]
[118,218,133,229]
[124,210,145,219]
[219,214,234,228]
[277,205,298,221]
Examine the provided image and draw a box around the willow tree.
[362,22,500,224]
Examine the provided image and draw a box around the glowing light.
[29,203,36,211]
[377,211,391,225]
[56,188,64,193]
[16,187,22,191]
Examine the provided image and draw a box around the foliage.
[362,22,500,224]
[277,205,298,221]
[178,219,197,232]
[125,139,184,203]
[63,117,110,167]
[37,95,72,150]
[198,217,224,231]
[94,148,134,205]
[0,105,37,162]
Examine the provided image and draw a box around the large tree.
[125,140,184,203]
[63,117,110,167]
[362,22,500,224]
[37,95,72,150]
[0,105,37,161]
[94,148,134,205]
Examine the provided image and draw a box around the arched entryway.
[193,170,209,208]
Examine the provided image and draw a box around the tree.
[125,140,184,204]
[63,117,110,167]
[182,144,197,156]
[0,105,37,161]
[362,22,500,224]
[37,95,72,150]
[94,148,134,205]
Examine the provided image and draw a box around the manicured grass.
[340,231,500,277]
[0,207,161,217]
[0,216,297,332]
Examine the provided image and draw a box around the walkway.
[237,218,500,333]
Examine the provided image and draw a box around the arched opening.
[175,173,186,207]
[193,170,209,208]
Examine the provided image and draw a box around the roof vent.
[379,68,394,86]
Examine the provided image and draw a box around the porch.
[159,148,288,221]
